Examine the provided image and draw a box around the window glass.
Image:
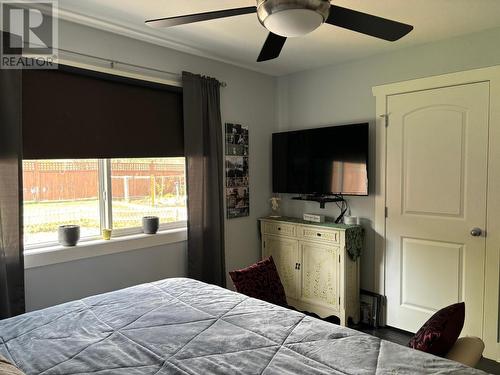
[22,160,100,246]
[110,158,187,230]
[22,157,187,248]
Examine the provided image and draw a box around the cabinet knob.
[317,233,322,237]
[278,227,281,231]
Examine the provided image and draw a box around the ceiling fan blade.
[146,6,256,28]
[257,33,287,62]
[326,5,413,41]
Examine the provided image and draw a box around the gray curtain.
[0,63,25,318]
[182,72,225,287]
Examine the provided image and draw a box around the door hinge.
[263,241,266,248]
[380,114,388,127]
[338,296,341,305]
[385,207,388,218]
[338,254,340,263]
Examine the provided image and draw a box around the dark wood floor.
[350,324,500,374]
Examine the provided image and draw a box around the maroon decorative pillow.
[408,302,465,356]
[229,256,287,307]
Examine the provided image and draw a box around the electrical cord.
[334,194,349,224]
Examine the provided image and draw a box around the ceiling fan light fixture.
[264,9,322,37]
[257,0,330,37]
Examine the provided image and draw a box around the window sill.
[24,228,188,269]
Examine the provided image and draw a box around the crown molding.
[52,5,273,76]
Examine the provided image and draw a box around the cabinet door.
[299,241,339,309]
[263,234,299,299]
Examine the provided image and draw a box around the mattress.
[0,278,485,374]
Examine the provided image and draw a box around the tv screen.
[272,123,369,196]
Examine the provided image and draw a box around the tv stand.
[292,195,344,209]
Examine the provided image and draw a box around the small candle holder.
[102,228,112,240]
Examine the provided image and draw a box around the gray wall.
[25,242,187,311]
[275,26,500,291]
[25,19,277,310]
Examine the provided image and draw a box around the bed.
[0,278,485,374]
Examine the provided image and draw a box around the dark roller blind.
[22,65,183,159]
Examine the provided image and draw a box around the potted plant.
[142,216,159,234]
[58,225,80,246]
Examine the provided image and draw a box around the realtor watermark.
[1,0,58,69]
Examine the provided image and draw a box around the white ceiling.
[57,0,500,76]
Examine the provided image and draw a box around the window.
[22,158,187,247]
[110,159,187,233]
[23,160,101,246]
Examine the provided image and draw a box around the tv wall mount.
[292,194,345,209]
[292,194,348,223]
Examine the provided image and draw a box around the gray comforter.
[0,278,485,374]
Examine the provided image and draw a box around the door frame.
[372,65,500,360]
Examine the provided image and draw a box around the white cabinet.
[299,240,339,310]
[262,235,300,299]
[260,217,361,326]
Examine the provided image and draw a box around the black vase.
[58,225,80,246]
[142,216,159,234]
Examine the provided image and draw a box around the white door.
[299,241,339,309]
[262,234,300,299]
[385,82,489,337]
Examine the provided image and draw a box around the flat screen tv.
[273,123,369,196]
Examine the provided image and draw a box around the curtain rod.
[55,47,228,87]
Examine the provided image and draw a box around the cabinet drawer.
[262,222,296,237]
[299,226,339,243]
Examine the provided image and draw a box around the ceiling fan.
[145,0,413,62]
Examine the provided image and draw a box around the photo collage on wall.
[225,123,249,219]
